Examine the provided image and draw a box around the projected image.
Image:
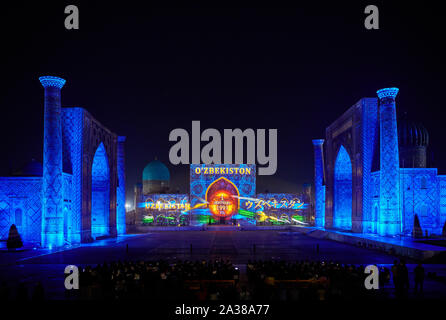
[206,177,240,221]
[187,165,308,226]
[189,164,256,225]
[242,193,309,225]
[139,194,190,226]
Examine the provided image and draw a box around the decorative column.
[117,136,126,235]
[312,139,325,228]
[39,76,66,247]
[377,87,401,236]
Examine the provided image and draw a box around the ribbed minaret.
[377,87,401,236]
[39,76,66,247]
[117,136,126,235]
[312,139,325,228]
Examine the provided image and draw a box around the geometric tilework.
[439,176,446,232]
[312,140,325,228]
[316,89,445,237]
[400,168,440,235]
[0,177,42,242]
[83,113,119,242]
[189,164,256,210]
[117,137,126,235]
[0,77,122,247]
[62,108,84,243]
[41,84,65,247]
[378,90,401,236]
[361,98,378,234]
[333,145,352,230]
[370,169,443,236]
[91,143,110,238]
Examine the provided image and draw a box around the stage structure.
[313,87,446,237]
[0,76,126,247]
[130,163,310,228]
[190,164,256,225]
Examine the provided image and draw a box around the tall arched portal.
[333,145,352,230]
[91,142,110,238]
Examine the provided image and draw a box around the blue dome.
[142,160,170,181]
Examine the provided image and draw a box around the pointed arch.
[91,142,110,238]
[333,145,352,230]
[205,177,240,222]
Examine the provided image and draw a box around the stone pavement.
[0,230,445,299]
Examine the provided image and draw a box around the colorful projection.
[144,201,190,211]
[206,177,240,220]
[136,166,307,227]
[190,164,256,224]
[243,193,309,225]
[140,194,189,210]
[139,194,190,225]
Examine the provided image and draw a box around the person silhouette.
[398,260,409,298]
[414,263,425,294]
[391,260,400,296]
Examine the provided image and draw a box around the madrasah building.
[0,76,126,247]
[313,87,446,238]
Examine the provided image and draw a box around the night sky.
[1,2,445,205]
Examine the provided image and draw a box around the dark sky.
[1,2,445,205]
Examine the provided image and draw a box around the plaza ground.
[1,230,446,299]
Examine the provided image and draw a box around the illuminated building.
[0,76,126,247]
[128,163,309,228]
[314,88,446,237]
[312,139,325,228]
[130,159,189,228]
[142,159,170,194]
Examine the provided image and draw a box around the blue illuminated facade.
[333,145,352,230]
[0,76,125,247]
[314,88,446,237]
[377,88,401,236]
[117,136,126,235]
[91,143,110,238]
[189,164,256,209]
[130,163,311,228]
[312,139,325,227]
[40,76,66,247]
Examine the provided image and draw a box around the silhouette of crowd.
[246,260,390,300]
[391,259,425,298]
[0,258,426,300]
[71,259,240,300]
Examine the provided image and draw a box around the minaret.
[117,136,126,234]
[312,139,325,228]
[377,87,401,236]
[39,76,66,247]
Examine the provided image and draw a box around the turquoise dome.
[142,160,170,181]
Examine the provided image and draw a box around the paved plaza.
[1,230,446,299]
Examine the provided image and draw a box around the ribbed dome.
[142,160,170,181]
[398,117,429,147]
[12,159,43,177]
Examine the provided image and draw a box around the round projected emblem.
[209,191,237,217]
[205,177,240,220]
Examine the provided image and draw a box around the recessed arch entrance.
[91,142,110,238]
[333,145,352,230]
